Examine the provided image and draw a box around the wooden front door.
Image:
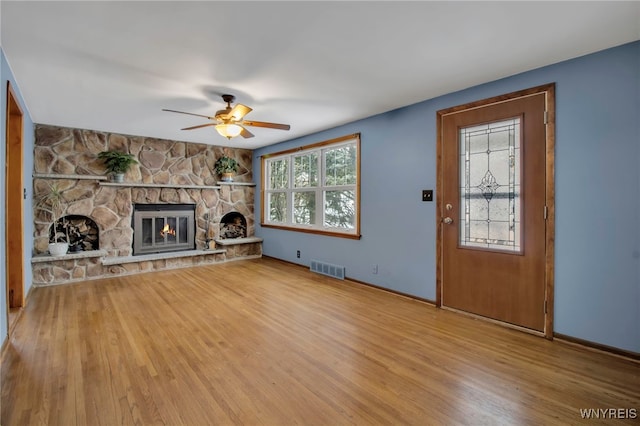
[437,84,555,335]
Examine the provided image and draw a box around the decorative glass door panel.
[459,118,521,253]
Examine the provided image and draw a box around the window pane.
[269,158,288,189]
[268,192,287,223]
[325,144,356,186]
[324,190,355,229]
[293,191,316,225]
[294,153,318,188]
[459,118,521,252]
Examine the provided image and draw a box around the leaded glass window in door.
[459,118,521,252]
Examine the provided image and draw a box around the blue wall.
[1,47,35,344]
[255,41,640,353]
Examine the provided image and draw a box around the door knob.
[443,217,453,224]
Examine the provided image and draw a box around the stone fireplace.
[31,124,262,286]
[132,204,196,255]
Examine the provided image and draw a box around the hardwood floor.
[2,257,639,425]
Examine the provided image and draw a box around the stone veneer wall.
[32,124,260,285]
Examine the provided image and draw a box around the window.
[262,133,360,239]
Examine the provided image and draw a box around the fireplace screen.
[133,204,195,255]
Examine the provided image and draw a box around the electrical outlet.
[422,190,433,202]
[372,264,378,274]
[296,250,301,258]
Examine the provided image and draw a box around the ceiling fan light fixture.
[164,94,288,140]
[215,123,243,139]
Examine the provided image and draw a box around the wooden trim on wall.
[260,223,362,240]
[260,133,360,159]
[554,333,640,362]
[5,81,25,313]
[346,276,437,307]
[435,105,444,307]
[543,84,556,340]
[262,255,437,305]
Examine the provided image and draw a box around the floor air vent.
[310,260,345,280]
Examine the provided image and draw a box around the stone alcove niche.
[219,212,247,239]
[50,215,99,252]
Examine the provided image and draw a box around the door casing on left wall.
[5,81,25,333]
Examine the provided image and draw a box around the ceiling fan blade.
[181,123,216,131]
[227,104,252,121]
[163,109,215,120]
[241,120,290,131]
[240,126,255,139]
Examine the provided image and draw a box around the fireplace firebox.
[133,204,195,255]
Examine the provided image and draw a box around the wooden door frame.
[436,83,556,339]
[5,81,25,320]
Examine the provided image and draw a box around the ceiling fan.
[163,94,290,139]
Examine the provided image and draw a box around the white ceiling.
[1,1,639,149]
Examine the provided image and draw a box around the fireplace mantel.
[100,182,222,190]
[33,173,108,181]
[34,174,256,190]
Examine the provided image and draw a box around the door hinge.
[544,205,548,220]
[544,111,549,124]
[544,301,548,314]
[23,188,27,200]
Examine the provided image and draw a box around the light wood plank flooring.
[2,257,639,425]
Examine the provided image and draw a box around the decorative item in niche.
[98,150,138,183]
[51,215,99,253]
[35,182,69,256]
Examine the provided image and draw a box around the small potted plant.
[214,155,239,182]
[36,182,70,256]
[98,150,138,183]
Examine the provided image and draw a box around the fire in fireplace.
[132,204,195,255]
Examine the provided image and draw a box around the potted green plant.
[36,182,70,256]
[214,155,239,182]
[98,150,138,182]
